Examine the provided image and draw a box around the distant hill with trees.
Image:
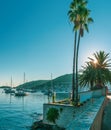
[0,86,11,88]
[16,74,72,92]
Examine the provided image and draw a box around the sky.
[0,0,111,86]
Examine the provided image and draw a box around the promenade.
[102,96,111,130]
[66,97,105,130]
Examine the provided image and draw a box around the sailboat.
[4,77,15,94]
[15,90,27,96]
[15,73,27,96]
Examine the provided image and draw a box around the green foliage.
[68,0,93,34]
[79,51,111,90]
[68,0,93,104]
[71,101,76,106]
[16,74,72,91]
[53,74,72,83]
[47,108,59,124]
[17,80,49,89]
[0,86,11,88]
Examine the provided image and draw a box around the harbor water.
[0,89,48,130]
[0,89,70,130]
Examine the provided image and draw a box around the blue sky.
[0,0,111,86]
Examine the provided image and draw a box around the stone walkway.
[102,98,111,130]
[66,97,105,130]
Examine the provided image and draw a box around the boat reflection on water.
[15,90,28,96]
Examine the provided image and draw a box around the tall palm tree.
[68,0,79,102]
[75,6,93,104]
[68,0,93,104]
[68,0,87,102]
[79,51,111,90]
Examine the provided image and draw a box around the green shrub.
[47,108,59,124]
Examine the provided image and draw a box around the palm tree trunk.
[75,30,81,105]
[72,31,77,102]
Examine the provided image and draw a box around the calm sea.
[0,89,70,130]
[0,89,48,130]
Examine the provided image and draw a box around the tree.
[68,0,93,105]
[79,51,111,90]
[79,63,96,90]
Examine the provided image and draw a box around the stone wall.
[43,99,94,128]
[79,91,92,102]
[92,87,106,97]
[90,97,108,130]
[66,97,107,130]
[43,88,107,129]
[43,104,75,128]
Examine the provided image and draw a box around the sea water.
[0,89,48,130]
[0,89,70,130]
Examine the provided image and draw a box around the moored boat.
[15,90,27,96]
[4,88,15,94]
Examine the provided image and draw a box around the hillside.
[16,74,72,92]
[17,80,49,89]
[0,86,11,88]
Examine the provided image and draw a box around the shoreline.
[31,120,65,130]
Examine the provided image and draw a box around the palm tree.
[75,5,93,104]
[68,0,93,104]
[68,0,79,102]
[89,51,111,69]
[79,63,96,90]
[79,51,111,90]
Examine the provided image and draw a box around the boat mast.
[11,76,12,88]
[24,72,25,84]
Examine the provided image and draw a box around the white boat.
[4,88,15,94]
[4,77,15,94]
[15,90,27,96]
[15,72,28,96]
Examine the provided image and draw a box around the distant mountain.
[0,86,11,88]
[16,74,72,92]
[17,80,49,90]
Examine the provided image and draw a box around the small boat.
[15,73,28,96]
[4,77,15,94]
[15,90,27,96]
[4,88,15,94]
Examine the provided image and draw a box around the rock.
[31,120,65,130]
